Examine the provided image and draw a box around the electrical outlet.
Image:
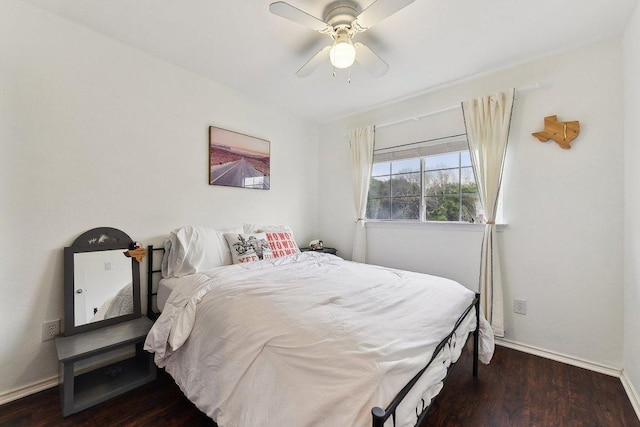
[514,298,527,315]
[104,261,112,271]
[42,319,60,341]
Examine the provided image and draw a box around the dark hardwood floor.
[426,344,639,427]
[1,345,638,426]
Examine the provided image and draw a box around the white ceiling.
[22,0,639,123]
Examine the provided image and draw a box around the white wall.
[0,0,318,396]
[624,1,640,402]
[318,39,625,368]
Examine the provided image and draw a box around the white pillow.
[165,225,241,277]
[161,238,172,278]
[224,232,275,264]
[243,223,300,257]
[244,223,295,234]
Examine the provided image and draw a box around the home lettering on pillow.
[264,232,300,257]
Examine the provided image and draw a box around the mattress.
[145,252,493,427]
[157,277,182,312]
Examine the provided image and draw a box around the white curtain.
[349,126,375,263]
[462,88,515,337]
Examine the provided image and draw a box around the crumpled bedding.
[144,252,494,427]
[91,282,133,322]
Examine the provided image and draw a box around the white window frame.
[367,135,486,224]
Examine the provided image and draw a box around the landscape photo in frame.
[209,126,270,190]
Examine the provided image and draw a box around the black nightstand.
[55,317,156,416]
[300,247,338,255]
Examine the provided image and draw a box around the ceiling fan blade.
[296,46,332,77]
[354,42,389,78]
[353,0,416,31]
[269,2,332,34]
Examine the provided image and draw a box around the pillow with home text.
[263,231,300,257]
[223,232,274,264]
[243,224,300,257]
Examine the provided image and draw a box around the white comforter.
[144,252,494,427]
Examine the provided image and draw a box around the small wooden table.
[55,317,156,416]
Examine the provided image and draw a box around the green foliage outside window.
[367,151,480,222]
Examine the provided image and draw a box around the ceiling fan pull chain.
[348,66,351,84]
[332,66,336,78]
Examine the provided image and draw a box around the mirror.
[64,227,141,336]
[73,250,134,325]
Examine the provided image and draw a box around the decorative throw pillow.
[224,232,274,264]
[243,223,300,257]
[263,231,300,257]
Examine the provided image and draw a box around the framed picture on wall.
[209,126,270,190]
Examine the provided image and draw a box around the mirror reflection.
[73,250,134,326]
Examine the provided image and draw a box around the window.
[368,159,421,220]
[367,142,482,222]
[424,151,479,221]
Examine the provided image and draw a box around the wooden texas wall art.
[532,115,580,149]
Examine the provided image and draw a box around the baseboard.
[621,370,640,421]
[495,338,621,377]
[0,375,58,406]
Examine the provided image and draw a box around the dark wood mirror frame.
[64,227,141,336]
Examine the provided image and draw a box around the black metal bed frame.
[145,245,480,427]
[371,295,480,427]
[146,245,164,321]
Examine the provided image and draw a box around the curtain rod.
[375,82,544,130]
[373,133,467,153]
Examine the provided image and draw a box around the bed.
[144,225,494,427]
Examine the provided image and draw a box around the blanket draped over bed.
[144,252,494,427]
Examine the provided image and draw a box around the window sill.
[365,220,508,232]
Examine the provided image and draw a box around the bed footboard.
[371,293,481,427]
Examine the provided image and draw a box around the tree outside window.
[367,150,481,222]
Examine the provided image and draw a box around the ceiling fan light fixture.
[330,41,356,68]
[329,28,355,69]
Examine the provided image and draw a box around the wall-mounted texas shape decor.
[532,115,580,149]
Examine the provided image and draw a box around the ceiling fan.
[269,0,416,78]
